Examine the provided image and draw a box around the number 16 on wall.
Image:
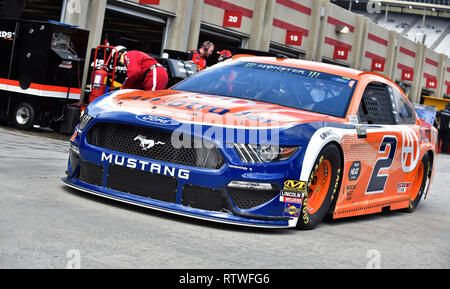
[334,46,349,60]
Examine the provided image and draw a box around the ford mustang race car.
[62,56,437,229]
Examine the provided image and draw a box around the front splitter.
[61,177,296,229]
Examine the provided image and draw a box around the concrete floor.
[0,124,449,269]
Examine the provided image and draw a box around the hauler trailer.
[0,19,89,133]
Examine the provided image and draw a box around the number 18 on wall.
[285,31,302,46]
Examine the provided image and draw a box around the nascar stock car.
[62,55,437,229]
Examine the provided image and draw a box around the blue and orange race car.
[62,56,437,229]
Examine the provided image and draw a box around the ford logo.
[136,115,179,126]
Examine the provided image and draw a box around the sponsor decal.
[345,190,353,201]
[283,180,307,192]
[136,114,179,126]
[243,62,308,76]
[346,185,355,201]
[101,152,190,180]
[59,61,73,69]
[348,161,361,181]
[397,182,411,193]
[401,128,420,173]
[283,203,301,217]
[113,92,285,126]
[280,191,304,204]
[70,130,78,142]
[348,115,359,124]
[133,135,165,151]
[185,95,256,107]
[280,180,306,204]
[228,164,252,171]
[1,30,15,40]
[320,130,332,140]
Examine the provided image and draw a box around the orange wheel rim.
[307,159,332,215]
[410,161,424,201]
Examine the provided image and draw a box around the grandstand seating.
[404,16,449,47]
[353,10,449,57]
[376,12,419,34]
[434,33,450,57]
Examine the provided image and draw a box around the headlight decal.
[233,143,299,163]
[234,143,261,163]
[78,114,93,131]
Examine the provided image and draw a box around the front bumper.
[63,121,305,229]
[62,176,296,228]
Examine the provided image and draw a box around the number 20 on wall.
[223,11,243,28]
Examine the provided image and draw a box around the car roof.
[232,55,364,80]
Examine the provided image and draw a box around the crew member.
[439,103,450,154]
[217,50,232,62]
[187,41,215,71]
[114,46,168,91]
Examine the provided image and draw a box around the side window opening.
[387,85,416,125]
[357,82,395,125]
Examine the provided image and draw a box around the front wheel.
[296,143,342,230]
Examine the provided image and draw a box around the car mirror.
[356,125,367,139]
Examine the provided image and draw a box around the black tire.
[296,143,342,230]
[403,153,430,213]
[13,102,35,130]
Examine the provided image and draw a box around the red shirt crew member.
[116,46,168,91]
[188,41,215,71]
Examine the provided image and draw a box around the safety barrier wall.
[62,0,450,102]
[201,0,256,36]
[422,49,440,93]
[361,21,391,77]
[320,1,358,67]
[395,36,419,84]
[270,0,313,55]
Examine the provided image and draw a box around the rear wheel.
[297,143,342,230]
[404,153,430,213]
[14,102,35,130]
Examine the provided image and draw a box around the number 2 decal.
[366,136,397,194]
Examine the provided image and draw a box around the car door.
[385,84,421,196]
[346,82,405,206]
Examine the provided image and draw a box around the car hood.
[88,89,342,129]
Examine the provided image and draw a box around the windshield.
[172,61,357,118]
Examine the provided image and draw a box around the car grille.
[86,122,225,170]
[79,160,104,186]
[181,184,229,212]
[107,164,178,203]
[227,187,280,210]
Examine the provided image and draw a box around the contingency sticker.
[397,182,411,193]
[279,180,306,204]
[283,203,301,218]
